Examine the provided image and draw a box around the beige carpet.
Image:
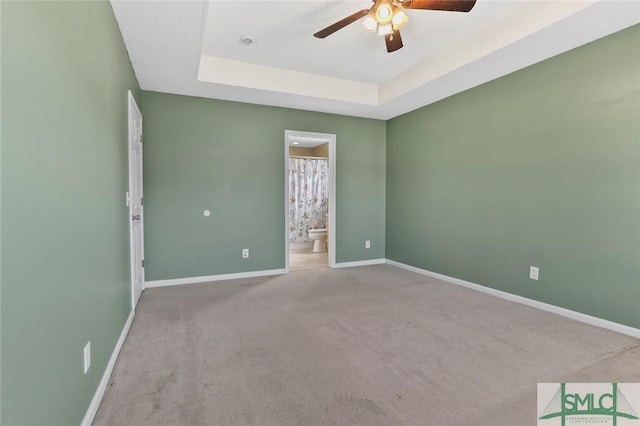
[93,265,640,425]
[289,248,328,271]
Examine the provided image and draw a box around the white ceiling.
[111,0,640,120]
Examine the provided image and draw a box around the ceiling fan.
[313,0,477,53]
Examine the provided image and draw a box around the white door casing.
[128,91,144,310]
[284,130,337,271]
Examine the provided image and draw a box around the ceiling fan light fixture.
[375,2,393,24]
[377,23,393,36]
[391,6,409,30]
[362,13,378,33]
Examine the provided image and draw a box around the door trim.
[284,130,336,271]
[127,91,144,310]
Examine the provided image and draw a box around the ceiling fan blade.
[403,0,476,12]
[385,30,403,53]
[314,9,370,38]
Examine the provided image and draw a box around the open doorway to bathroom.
[285,130,336,271]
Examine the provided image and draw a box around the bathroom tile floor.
[289,247,328,271]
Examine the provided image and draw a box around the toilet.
[308,229,327,253]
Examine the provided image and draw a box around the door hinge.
[141,259,145,268]
[141,197,143,206]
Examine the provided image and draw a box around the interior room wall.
[288,144,329,158]
[289,146,316,157]
[141,92,386,280]
[289,146,313,157]
[386,24,640,329]
[314,143,329,157]
[1,2,140,425]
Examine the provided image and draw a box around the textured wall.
[386,24,640,328]
[1,2,140,424]
[141,92,386,280]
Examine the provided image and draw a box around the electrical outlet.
[529,266,539,281]
[84,341,91,374]
[365,240,371,249]
[242,248,249,259]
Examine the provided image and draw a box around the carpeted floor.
[93,265,640,425]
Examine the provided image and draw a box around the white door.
[128,91,144,310]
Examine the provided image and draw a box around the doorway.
[285,130,336,271]
[128,91,144,310]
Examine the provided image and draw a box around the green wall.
[141,92,386,280]
[1,2,139,425]
[386,24,640,328]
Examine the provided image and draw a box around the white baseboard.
[333,258,386,269]
[145,268,287,288]
[385,259,640,339]
[81,310,135,426]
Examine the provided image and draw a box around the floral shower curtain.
[289,158,328,243]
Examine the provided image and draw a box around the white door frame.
[128,91,145,310]
[284,130,336,271]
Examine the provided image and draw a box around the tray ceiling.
[111,0,640,119]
